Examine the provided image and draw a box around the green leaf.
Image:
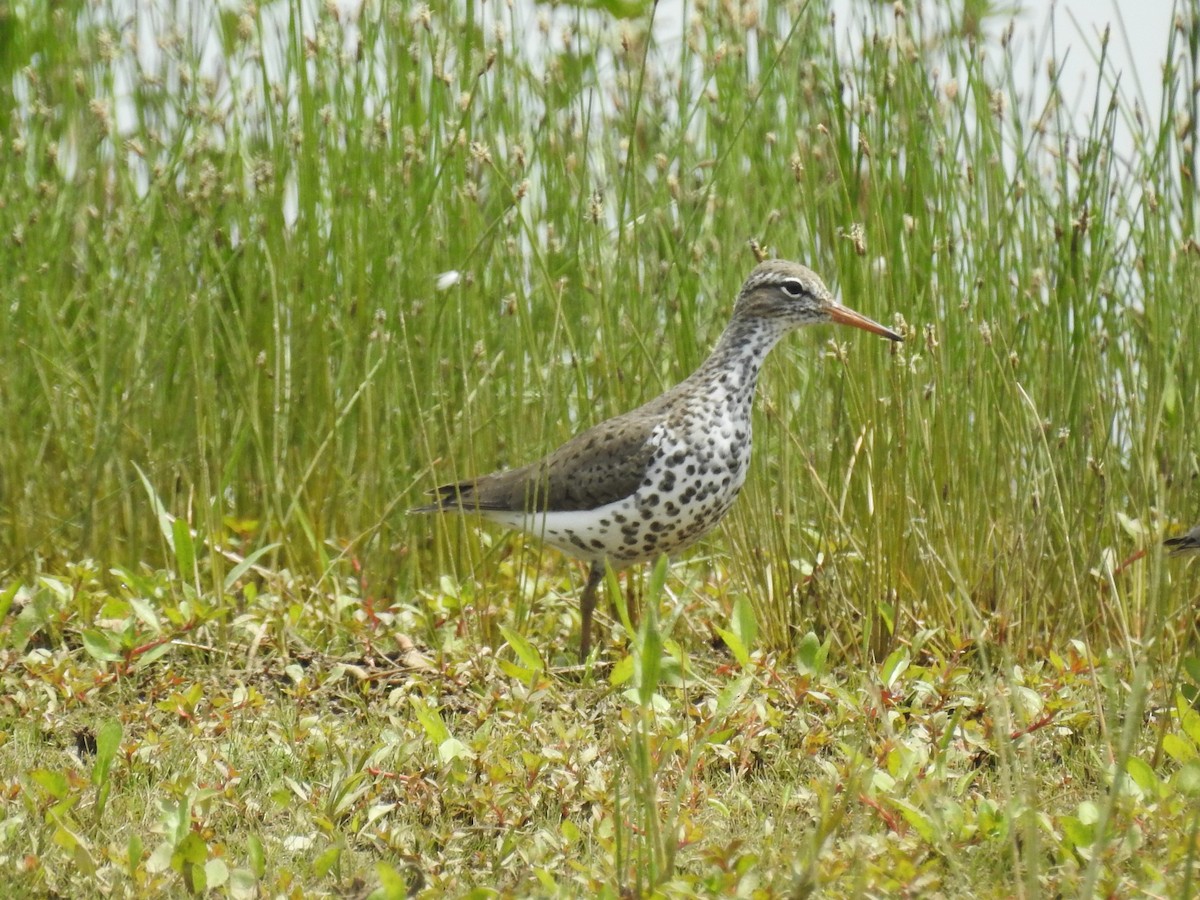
[172,517,195,578]
[204,857,229,888]
[890,799,936,842]
[878,600,895,635]
[1173,761,1200,796]
[12,598,46,651]
[977,799,1007,839]
[731,595,757,654]
[438,737,474,764]
[127,597,162,633]
[147,840,174,874]
[182,858,207,894]
[133,462,175,549]
[647,552,670,599]
[313,845,341,878]
[607,564,632,634]
[1162,733,1196,764]
[1125,756,1160,797]
[52,822,79,853]
[608,652,634,687]
[499,625,545,674]
[1077,800,1100,824]
[94,768,112,816]
[631,555,670,705]
[223,543,282,593]
[1181,706,1200,748]
[1183,656,1200,686]
[410,698,450,747]
[92,718,123,818]
[228,868,259,899]
[134,641,173,669]
[31,768,68,799]
[637,623,662,708]
[373,861,409,900]
[172,831,208,870]
[714,676,753,715]
[247,834,265,878]
[496,658,536,681]
[715,626,750,668]
[0,580,18,623]
[163,795,192,845]
[1061,815,1094,848]
[880,648,909,689]
[795,631,829,675]
[54,821,97,875]
[127,834,144,874]
[82,629,125,663]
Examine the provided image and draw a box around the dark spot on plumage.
[613,512,627,524]
[591,539,605,550]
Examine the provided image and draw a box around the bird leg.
[579,561,605,662]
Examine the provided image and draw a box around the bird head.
[735,259,903,341]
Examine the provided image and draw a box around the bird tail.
[409,482,473,514]
[1165,530,1200,554]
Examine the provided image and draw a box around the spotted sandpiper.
[1166,524,1200,554]
[413,259,902,660]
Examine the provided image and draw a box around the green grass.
[3,0,1200,895]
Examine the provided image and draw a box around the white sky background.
[986,0,1183,158]
[84,0,1185,227]
[501,0,1187,179]
[131,0,1190,164]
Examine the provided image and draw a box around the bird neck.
[684,316,791,401]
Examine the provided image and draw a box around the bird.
[1166,524,1200,555]
[413,259,903,660]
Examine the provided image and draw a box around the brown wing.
[415,410,664,513]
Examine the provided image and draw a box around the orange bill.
[828,304,903,341]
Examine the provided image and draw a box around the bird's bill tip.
[828,304,903,341]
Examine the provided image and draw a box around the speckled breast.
[497,412,753,566]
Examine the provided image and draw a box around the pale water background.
[54,0,1185,196]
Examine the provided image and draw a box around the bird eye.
[781,279,805,297]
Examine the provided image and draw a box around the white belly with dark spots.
[478,416,751,565]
